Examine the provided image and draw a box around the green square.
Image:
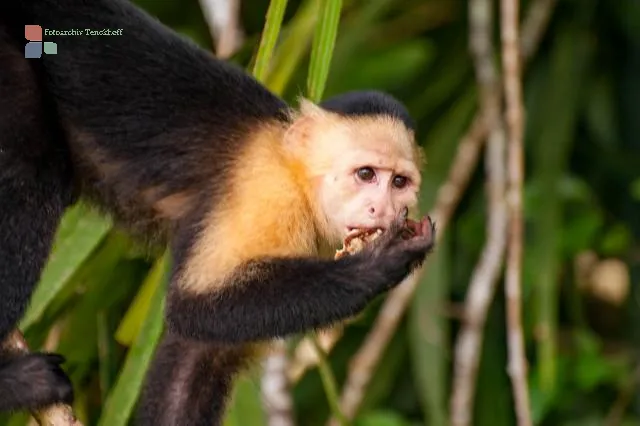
[43,41,57,54]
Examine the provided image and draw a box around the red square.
[25,25,42,41]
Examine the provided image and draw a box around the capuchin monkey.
[0,0,436,424]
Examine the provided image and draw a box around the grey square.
[25,41,42,59]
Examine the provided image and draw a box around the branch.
[326,272,419,426]
[2,330,83,426]
[261,340,295,426]
[520,0,557,61]
[313,337,351,426]
[605,363,640,426]
[327,0,558,422]
[449,0,509,422]
[198,0,245,58]
[501,0,532,424]
[288,327,344,384]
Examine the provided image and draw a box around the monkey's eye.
[392,175,408,189]
[356,167,376,182]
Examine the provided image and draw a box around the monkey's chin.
[335,228,384,259]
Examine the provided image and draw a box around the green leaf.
[313,335,351,426]
[19,202,112,330]
[264,0,320,95]
[529,23,593,395]
[572,331,627,391]
[115,255,167,346]
[307,0,344,102]
[97,254,169,426]
[408,235,449,426]
[630,178,640,201]
[354,410,412,426]
[3,412,30,426]
[252,0,289,83]
[599,223,632,256]
[323,0,398,88]
[54,234,139,381]
[560,210,603,255]
[358,328,407,414]
[557,175,595,203]
[223,374,267,426]
[474,301,513,426]
[97,310,115,401]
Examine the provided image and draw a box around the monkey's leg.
[0,156,76,411]
[136,332,252,426]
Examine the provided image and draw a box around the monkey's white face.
[284,100,423,247]
[317,146,421,245]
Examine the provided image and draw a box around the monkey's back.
[0,0,291,244]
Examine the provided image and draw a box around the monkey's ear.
[283,114,313,153]
[298,97,328,118]
[283,98,329,152]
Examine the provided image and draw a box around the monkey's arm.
[167,256,387,342]
[166,216,435,344]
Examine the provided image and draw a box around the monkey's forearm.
[165,255,406,343]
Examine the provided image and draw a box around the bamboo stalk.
[450,0,509,422]
[501,0,532,423]
[261,340,295,426]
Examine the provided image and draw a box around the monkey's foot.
[0,353,73,411]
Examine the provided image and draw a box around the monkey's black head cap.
[319,90,415,131]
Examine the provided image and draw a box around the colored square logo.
[25,25,42,41]
[25,41,42,58]
[43,41,57,54]
[24,25,58,58]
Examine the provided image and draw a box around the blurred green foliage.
[3,0,640,425]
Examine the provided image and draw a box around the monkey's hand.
[360,208,436,291]
[0,353,73,411]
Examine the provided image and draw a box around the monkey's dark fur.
[0,1,435,424]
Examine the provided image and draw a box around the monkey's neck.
[274,133,336,249]
[137,332,253,426]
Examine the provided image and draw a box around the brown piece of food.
[334,215,430,260]
[334,228,383,259]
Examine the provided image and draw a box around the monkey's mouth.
[342,227,384,247]
[336,227,384,259]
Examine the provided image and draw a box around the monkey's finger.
[373,208,415,252]
[395,207,409,226]
[420,215,435,240]
[402,231,436,255]
[386,211,409,237]
[404,218,424,238]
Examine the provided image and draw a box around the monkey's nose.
[368,205,391,219]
